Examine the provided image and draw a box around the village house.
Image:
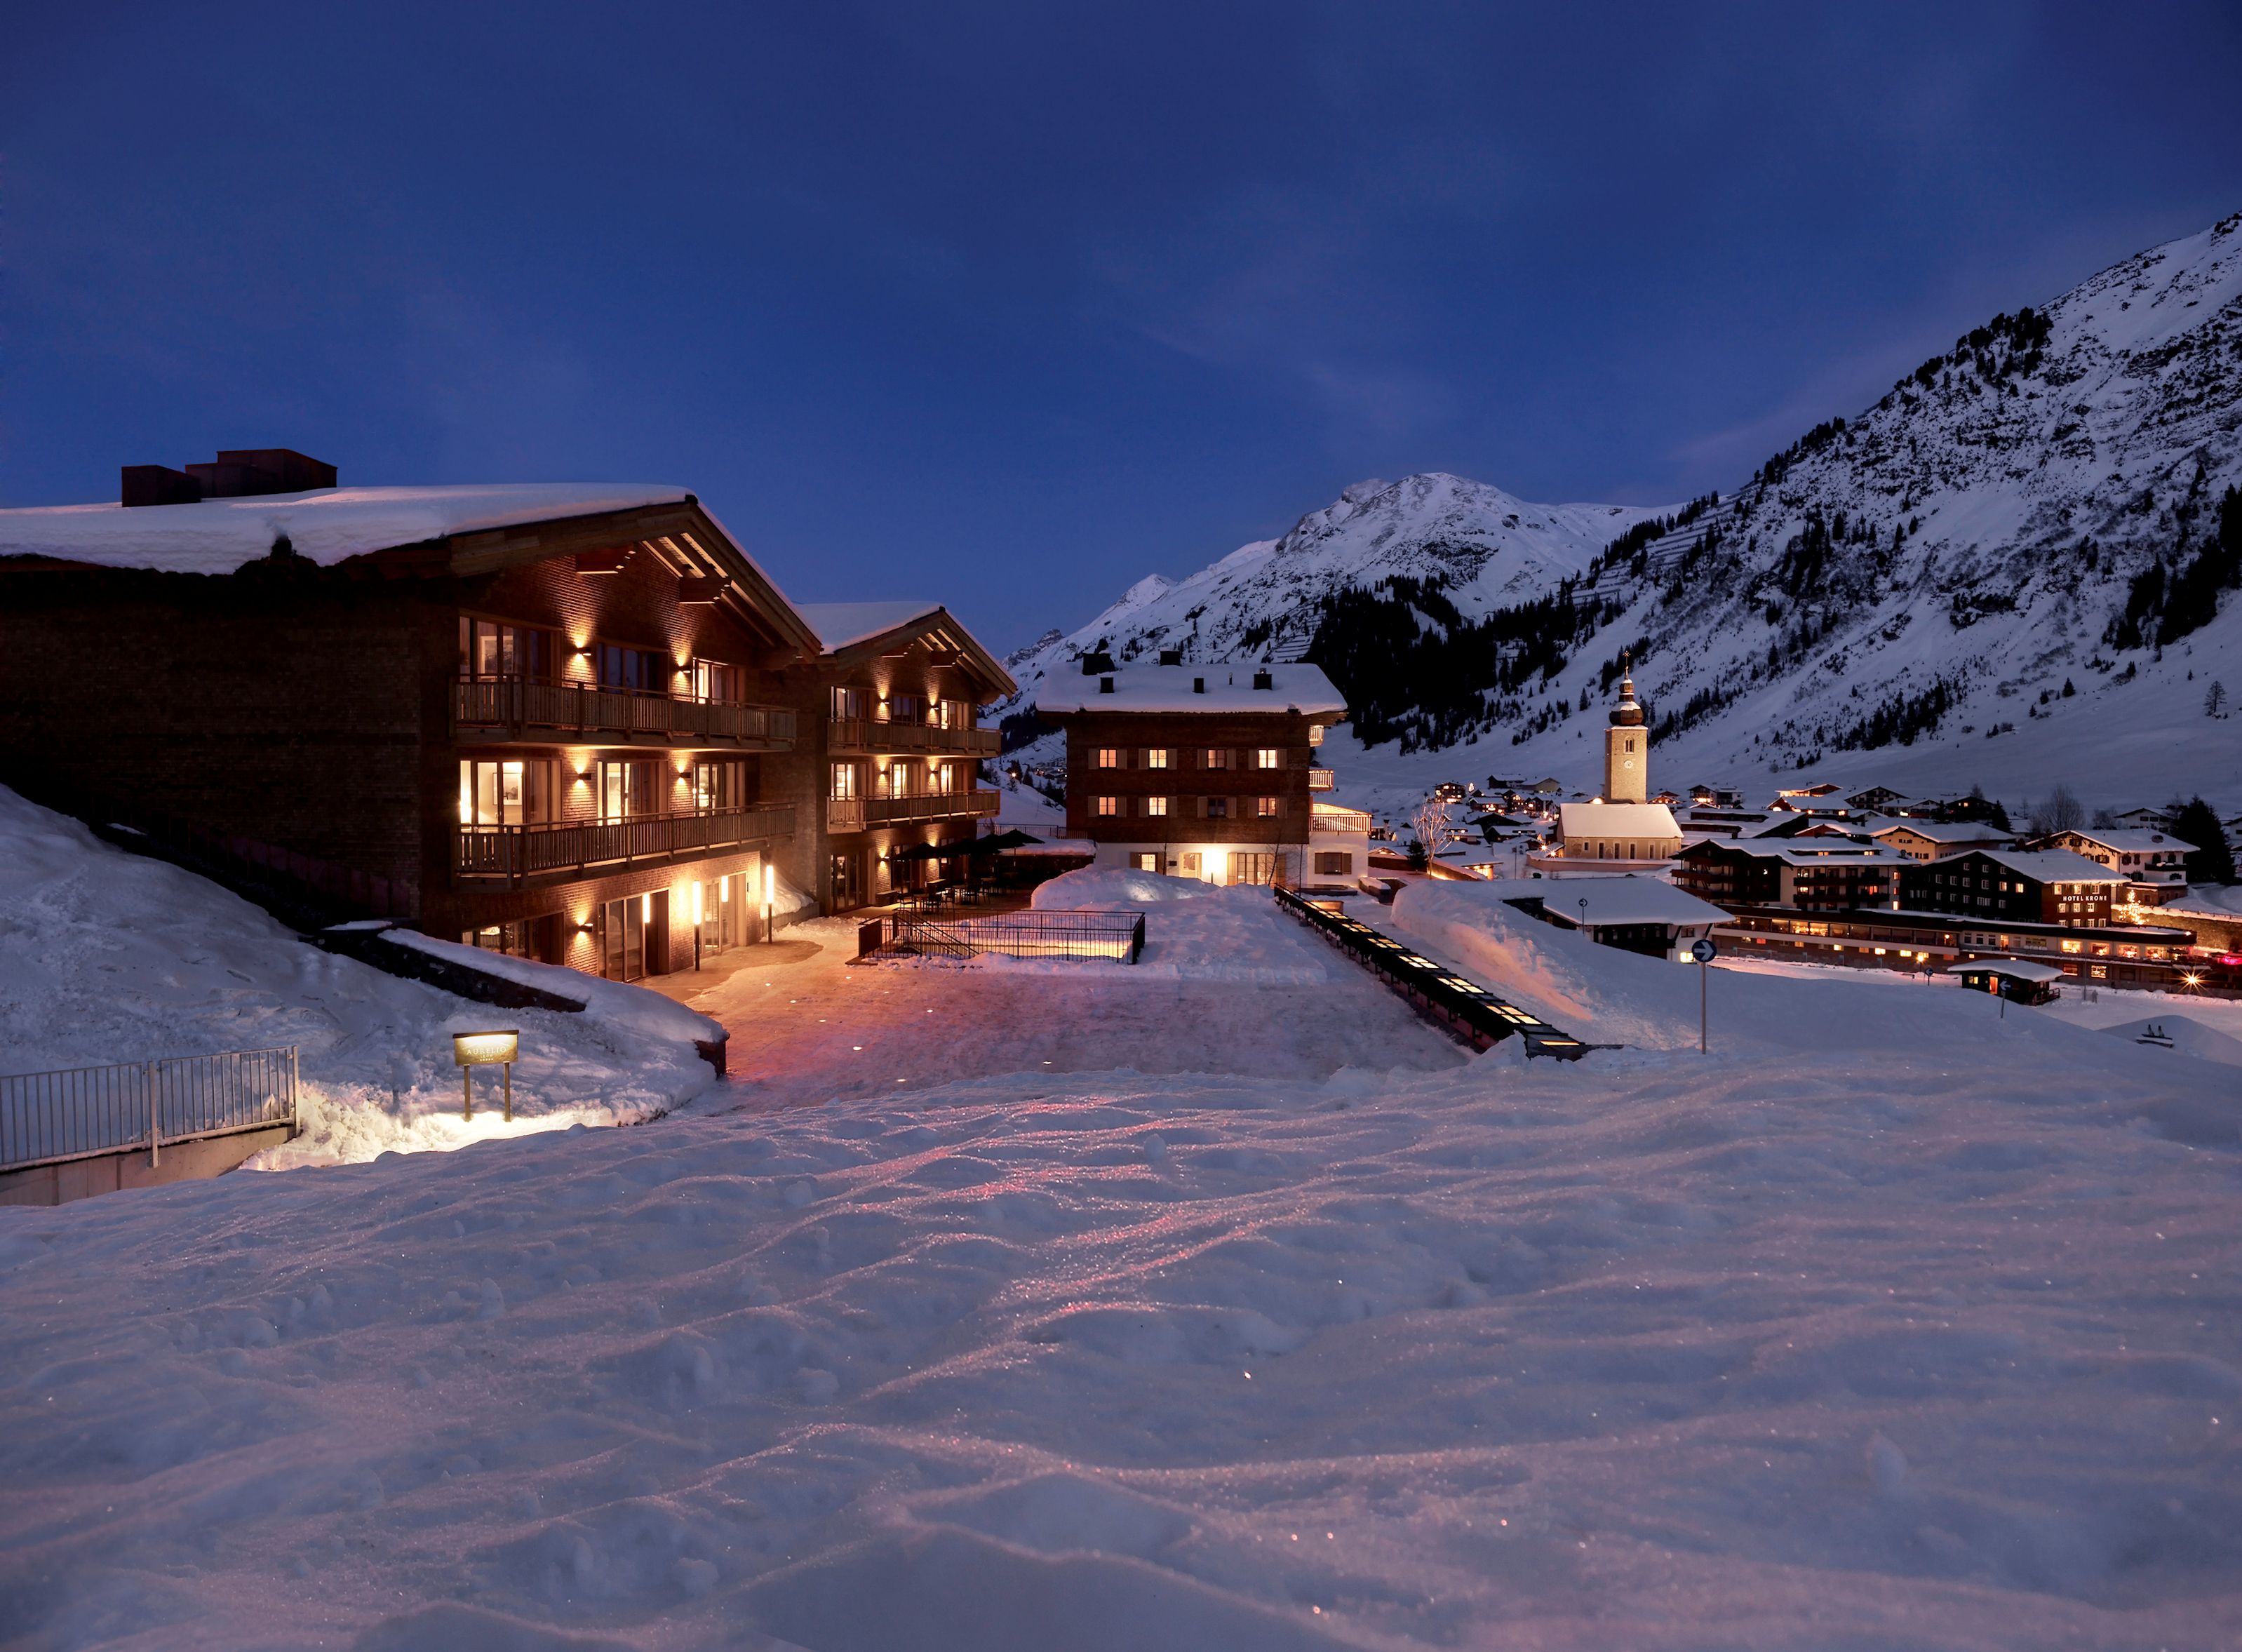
[1869,818,2018,862]
[1898,848,2124,929]
[2034,826,2190,907]
[0,455,1010,980]
[1040,657,1366,891]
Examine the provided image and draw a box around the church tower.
[1603,666,1648,803]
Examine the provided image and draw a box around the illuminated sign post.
[452,1030,520,1122]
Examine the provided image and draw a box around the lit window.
[1094,795,1119,817]
[1257,796,1279,817]
[1096,747,1120,768]
[1145,748,1170,770]
[1146,795,1169,817]
[1204,748,1233,769]
[1255,748,1280,770]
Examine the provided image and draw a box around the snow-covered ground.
[0,787,723,1166]
[5,866,2241,1646]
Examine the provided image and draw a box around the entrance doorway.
[600,891,670,980]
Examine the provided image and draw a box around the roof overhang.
[818,605,1017,704]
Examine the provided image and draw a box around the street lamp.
[764,861,777,945]
[691,879,705,971]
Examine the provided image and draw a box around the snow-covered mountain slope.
[1008,214,2242,819]
[1002,473,1673,712]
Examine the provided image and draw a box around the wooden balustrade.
[452,803,796,885]
[452,678,796,748]
[826,718,1000,756]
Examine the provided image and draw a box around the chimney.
[1099,676,1116,694]
[1080,649,1115,676]
[179,448,337,500]
[121,466,203,508]
[1252,669,1274,690]
[1193,677,1205,694]
[1158,648,1182,666]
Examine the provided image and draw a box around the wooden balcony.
[452,803,795,887]
[452,678,796,750]
[1308,767,1336,791]
[826,791,1000,833]
[1310,804,1372,835]
[827,718,1000,757]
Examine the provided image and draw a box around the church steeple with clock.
[1603,664,1648,804]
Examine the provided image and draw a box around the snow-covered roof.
[797,600,944,652]
[2056,828,2185,854]
[1038,662,1346,717]
[1539,875,1729,928]
[0,484,692,574]
[1558,803,1681,838]
[1700,840,1912,867]
[1871,819,2014,843]
[1945,958,2065,983]
[1973,849,2128,885]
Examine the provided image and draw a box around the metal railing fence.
[1,1046,299,1174]
[878,909,1146,964]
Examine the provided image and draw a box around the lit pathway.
[653,916,1465,1110]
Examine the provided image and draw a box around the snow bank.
[1386,880,2153,1059]
[380,931,723,1047]
[0,483,690,575]
[0,787,718,1165]
[1012,871,1326,982]
[3,974,2236,1648]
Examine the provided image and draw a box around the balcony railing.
[1310,805,1372,835]
[827,718,1000,757]
[452,803,796,885]
[827,791,1000,833]
[1308,767,1336,791]
[453,677,796,748]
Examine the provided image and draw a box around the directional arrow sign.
[1691,937,1719,965]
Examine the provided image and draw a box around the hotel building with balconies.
[0,457,1011,979]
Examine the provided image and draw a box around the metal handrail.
[1,1047,299,1174]
[452,803,796,884]
[828,719,1000,756]
[452,677,797,746]
[878,909,1146,963]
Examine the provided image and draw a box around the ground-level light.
[764,861,777,945]
[453,1029,521,1122]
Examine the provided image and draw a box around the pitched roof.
[0,484,693,573]
[1973,849,2127,884]
[2055,828,2185,853]
[1533,875,1729,927]
[798,602,1017,700]
[1872,819,2015,843]
[1557,803,1681,837]
[1038,662,1345,717]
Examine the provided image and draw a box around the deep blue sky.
[4,4,2238,649]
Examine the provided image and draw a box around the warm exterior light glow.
[764,864,776,906]
[641,893,652,923]
[452,1030,520,1066]
[690,881,704,924]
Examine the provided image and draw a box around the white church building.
[1526,669,1684,878]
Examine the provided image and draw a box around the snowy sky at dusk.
[4,1,2239,647]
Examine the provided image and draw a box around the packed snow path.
[4,997,2239,1648]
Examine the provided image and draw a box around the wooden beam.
[575,546,633,575]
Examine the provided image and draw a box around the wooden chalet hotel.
[0,452,1012,981]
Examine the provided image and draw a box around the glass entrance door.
[601,896,644,981]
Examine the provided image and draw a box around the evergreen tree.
[2207,680,2227,718]
[2169,797,2235,885]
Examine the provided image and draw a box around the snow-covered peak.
[1004,471,1673,712]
